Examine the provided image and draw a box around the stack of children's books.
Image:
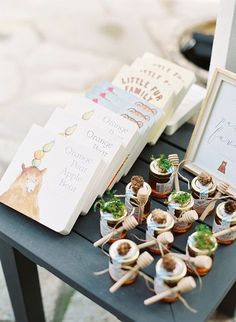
[0,53,195,234]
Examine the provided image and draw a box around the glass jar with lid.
[213,200,236,245]
[146,209,175,254]
[125,175,151,222]
[109,239,140,285]
[94,194,128,243]
[168,191,194,233]
[154,255,187,303]
[187,225,217,276]
[149,155,175,199]
[191,172,217,215]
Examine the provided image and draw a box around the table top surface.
[0,123,235,322]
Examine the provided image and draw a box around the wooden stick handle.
[169,253,189,261]
[138,232,173,250]
[168,154,180,192]
[200,191,221,221]
[175,174,180,192]
[94,216,138,247]
[137,240,156,250]
[144,287,178,305]
[109,266,138,293]
[109,252,153,293]
[144,276,196,305]
[93,226,124,247]
[178,210,198,224]
[213,225,236,238]
[170,253,212,269]
[200,182,229,221]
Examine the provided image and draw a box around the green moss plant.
[94,190,125,219]
[171,191,191,206]
[151,154,172,173]
[194,224,215,250]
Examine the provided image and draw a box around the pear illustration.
[43,141,55,152]
[82,110,95,120]
[32,158,41,167]
[65,124,77,136]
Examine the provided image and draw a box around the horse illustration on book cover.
[0,141,54,221]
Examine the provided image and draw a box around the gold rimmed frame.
[184,68,236,196]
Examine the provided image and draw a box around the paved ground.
[0,0,234,321]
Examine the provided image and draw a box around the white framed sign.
[184,68,236,196]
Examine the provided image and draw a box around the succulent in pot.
[149,154,175,199]
[94,191,127,243]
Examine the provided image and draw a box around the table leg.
[0,239,46,322]
[218,282,236,318]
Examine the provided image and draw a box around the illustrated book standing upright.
[0,125,104,234]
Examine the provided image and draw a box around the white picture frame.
[184,68,236,196]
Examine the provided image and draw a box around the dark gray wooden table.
[0,123,235,322]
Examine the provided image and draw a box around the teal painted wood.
[0,203,173,322]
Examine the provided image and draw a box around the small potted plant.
[167,191,194,233]
[149,154,175,198]
[187,224,217,276]
[94,191,127,243]
[125,175,151,220]
[213,199,236,245]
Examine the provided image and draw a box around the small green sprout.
[94,190,125,219]
[194,224,215,250]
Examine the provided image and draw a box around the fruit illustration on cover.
[0,141,54,221]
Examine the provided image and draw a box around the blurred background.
[1,0,232,321]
